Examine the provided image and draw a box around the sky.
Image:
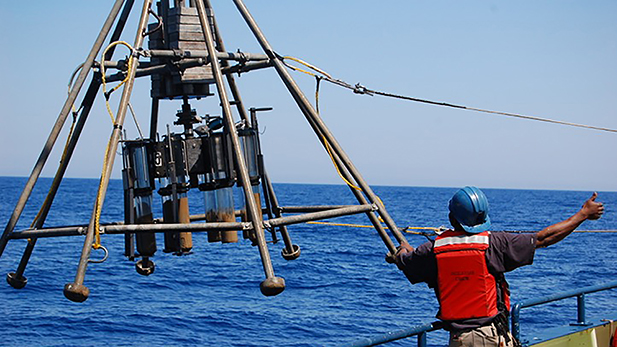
[0,1,615,192]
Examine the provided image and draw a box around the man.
[394,186,604,347]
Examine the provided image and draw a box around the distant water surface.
[0,177,616,346]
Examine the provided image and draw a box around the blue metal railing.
[346,321,443,347]
[511,280,617,343]
[347,280,617,347]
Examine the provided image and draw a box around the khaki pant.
[449,323,517,347]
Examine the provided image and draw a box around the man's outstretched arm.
[535,192,604,248]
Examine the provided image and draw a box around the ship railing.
[511,279,617,344]
[345,321,443,347]
[346,280,617,347]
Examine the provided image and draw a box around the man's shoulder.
[487,231,537,272]
[490,231,536,244]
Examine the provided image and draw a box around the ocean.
[0,176,616,346]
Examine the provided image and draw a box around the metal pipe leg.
[64,0,153,303]
[5,239,34,289]
[195,0,284,296]
[7,81,100,289]
[0,0,127,258]
[262,171,300,260]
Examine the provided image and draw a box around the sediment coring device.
[0,0,408,302]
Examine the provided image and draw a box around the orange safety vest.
[434,230,509,321]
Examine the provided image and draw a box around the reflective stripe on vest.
[434,233,489,249]
[434,230,498,321]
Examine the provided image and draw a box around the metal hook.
[88,245,109,264]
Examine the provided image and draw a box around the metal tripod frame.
[0,0,409,302]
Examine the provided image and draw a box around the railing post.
[418,331,427,347]
[576,294,587,325]
[511,303,522,342]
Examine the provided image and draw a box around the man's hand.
[386,243,413,264]
[397,243,414,256]
[385,243,414,265]
[536,192,604,248]
[581,192,604,220]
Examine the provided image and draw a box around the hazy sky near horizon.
[0,1,615,191]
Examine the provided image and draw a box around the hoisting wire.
[90,41,137,254]
[281,55,617,134]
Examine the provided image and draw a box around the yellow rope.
[322,135,363,191]
[306,221,440,235]
[321,132,386,221]
[281,56,363,191]
[282,56,332,79]
[91,41,136,250]
[284,56,389,222]
[101,41,135,124]
[306,221,617,235]
[572,230,617,233]
[92,138,114,250]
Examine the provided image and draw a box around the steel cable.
[281,56,617,134]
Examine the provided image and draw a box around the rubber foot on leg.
[135,258,155,276]
[6,272,27,289]
[63,283,90,302]
[260,276,285,296]
[281,244,301,261]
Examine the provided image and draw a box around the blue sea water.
[0,176,616,346]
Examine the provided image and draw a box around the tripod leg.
[196,0,284,296]
[64,0,154,303]
[261,171,301,260]
[233,0,407,249]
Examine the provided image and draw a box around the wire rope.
[281,56,617,134]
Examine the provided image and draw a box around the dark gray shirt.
[398,231,536,331]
